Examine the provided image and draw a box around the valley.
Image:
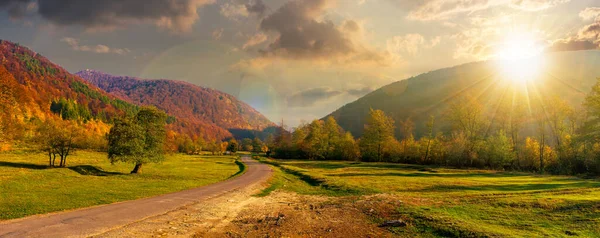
[2,0,600,234]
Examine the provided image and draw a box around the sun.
[494,32,546,85]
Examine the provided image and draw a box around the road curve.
[0,156,271,238]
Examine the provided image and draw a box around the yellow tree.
[360,109,396,162]
[446,96,486,166]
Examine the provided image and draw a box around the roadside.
[0,156,271,238]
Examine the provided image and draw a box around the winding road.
[0,156,271,238]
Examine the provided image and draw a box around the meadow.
[258,158,600,237]
[0,151,242,220]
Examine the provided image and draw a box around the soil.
[96,182,401,238]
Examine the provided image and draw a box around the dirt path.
[0,156,271,238]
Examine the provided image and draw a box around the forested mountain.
[0,40,139,150]
[326,51,600,138]
[76,70,275,140]
[0,40,137,121]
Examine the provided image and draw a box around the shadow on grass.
[68,165,126,176]
[228,160,247,179]
[0,161,48,170]
[328,171,529,178]
[290,161,430,170]
[260,159,368,195]
[410,182,598,193]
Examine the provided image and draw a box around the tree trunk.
[425,138,432,163]
[48,151,53,167]
[59,155,65,167]
[131,163,143,174]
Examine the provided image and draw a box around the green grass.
[258,158,600,237]
[0,151,242,220]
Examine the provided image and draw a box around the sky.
[0,0,599,127]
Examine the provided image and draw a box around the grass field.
[258,158,600,237]
[0,151,242,220]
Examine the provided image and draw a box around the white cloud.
[220,2,249,21]
[403,0,570,21]
[580,7,600,21]
[242,32,267,49]
[61,37,129,55]
[387,34,440,57]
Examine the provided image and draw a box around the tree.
[251,137,264,153]
[241,138,253,151]
[580,78,600,142]
[481,130,514,169]
[534,107,548,173]
[360,109,396,162]
[399,118,417,162]
[423,116,435,163]
[37,119,81,167]
[446,96,486,166]
[108,106,167,174]
[323,116,343,158]
[227,139,238,153]
[334,132,361,161]
[305,120,327,160]
[220,141,229,154]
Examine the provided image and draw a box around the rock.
[565,230,577,236]
[379,220,407,227]
[276,213,285,226]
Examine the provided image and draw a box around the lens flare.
[494,32,545,85]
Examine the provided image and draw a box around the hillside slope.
[326,51,600,138]
[0,40,137,123]
[76,70,275,140]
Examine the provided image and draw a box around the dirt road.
[0,156,271,238]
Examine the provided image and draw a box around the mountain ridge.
[76,69,276,140]
[325,51,600,138]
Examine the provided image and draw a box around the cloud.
[509,0,570,11]
[547,38,599,52]
[580,7,600,21]
[406,0,501,21]
[212,28,224,40]
[220,2,249,20]
[0,0,35,18]
[387,34,426,56]
[578,21,600,40]
[346,86,373,97]
[451,27,498,60]
[545,7,600,53]
[398,0,569,21]
[220,0,267,20]
[242,32,268,49]
[61,37,130,54]
[245,0,267,18]
[287,87,342,107]
[386,34,441,59]
[255,0,390,66]
[0,0,214,32]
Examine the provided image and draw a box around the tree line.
[269,79,600,176]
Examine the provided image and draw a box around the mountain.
[0,40,137,124]
[76,70,276,140]
[0,40,140,150]
[326,51,600,138]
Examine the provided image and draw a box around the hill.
[0,40,137,120]
[325,51,600,138]
[76,70,276,140]
[0,40,139,149]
